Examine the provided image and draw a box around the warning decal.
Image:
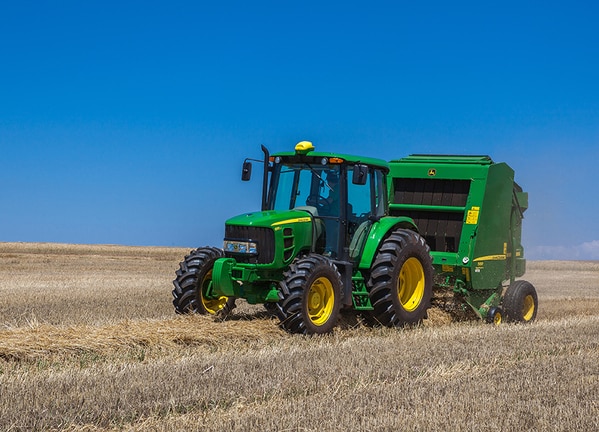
[465,206,480,225]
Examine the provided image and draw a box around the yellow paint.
[398,258,425,312]
[441,265,454,272]
[295,141,314,152]
[465,206,480,225]
[200,269,229,314]
[272,217,311,226]
[493,310,502,326]
[473,255,507,262]
[462,267,471,282]
[522,295,535,321]
[308,276,335,326]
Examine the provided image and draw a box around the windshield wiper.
[303,163,333,191]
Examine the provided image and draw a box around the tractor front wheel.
[367,229,433,326]
[172,247,235,315]
[278,255,342,334]
[503,280,538,323]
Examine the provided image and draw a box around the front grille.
[224,225,275,264]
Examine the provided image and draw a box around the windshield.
[271,163,341,217]
[268,160,387,259]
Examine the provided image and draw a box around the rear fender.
[357,216,419,270]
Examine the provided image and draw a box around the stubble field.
[0,242,597,431]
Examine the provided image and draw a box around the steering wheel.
[306,194,331,214]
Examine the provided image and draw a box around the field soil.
[0,242,598,431]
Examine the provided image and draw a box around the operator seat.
[349,220,372,260]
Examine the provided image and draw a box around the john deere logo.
[428,168,436,176]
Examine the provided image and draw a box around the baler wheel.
[486,306,503,326]
[172,247,235,315]
[503,280,538,323]
[278,254,342,334]
[367,229,433,326]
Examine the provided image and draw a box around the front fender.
[357,216,418,270]
[212,258,237,296]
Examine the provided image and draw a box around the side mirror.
[241,161,252,181]
[352,164,368,185]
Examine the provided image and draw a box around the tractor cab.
[261,141,389,262]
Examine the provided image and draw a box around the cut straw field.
[0,242,598,431]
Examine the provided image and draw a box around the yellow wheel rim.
[493,310,502,326]
[200,269,229,314]
[307,276,335,326]
[398,257,425,312]
[522,294,535,321]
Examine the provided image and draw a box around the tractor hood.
[225,209,313,229]
[223,209,316,265]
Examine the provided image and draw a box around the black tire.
[503,280,538,323]
[172,247,235,315]
[486,306,503,326]
[278,254,343,334]
[367,229,433,326]
[264,302,286,321]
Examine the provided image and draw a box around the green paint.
[208,145,529,319]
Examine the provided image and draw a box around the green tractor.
[173,141,433,334]
[172,142,537,334]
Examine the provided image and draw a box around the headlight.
[224,240,258,254]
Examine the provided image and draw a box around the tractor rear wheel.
[367,229,433,326]
[503,280,538,323]
[278,254,342,334]
[172,247,235,315]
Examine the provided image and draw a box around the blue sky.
[1,1,598,260]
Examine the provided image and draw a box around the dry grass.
[0,243,598,431]
[0,242,181,326]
